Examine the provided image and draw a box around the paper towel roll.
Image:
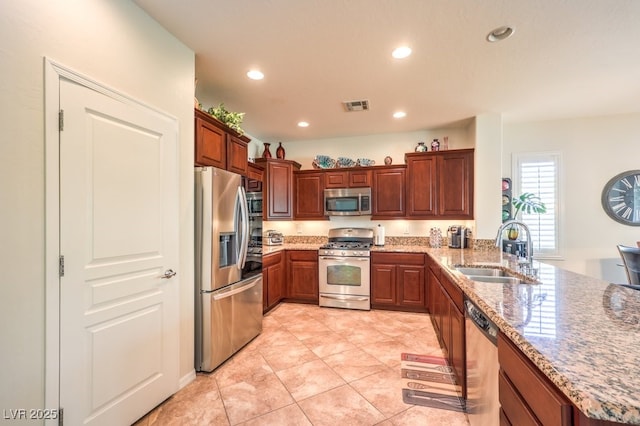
[376,224,385,246]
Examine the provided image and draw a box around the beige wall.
[0,0,195,417]
[503,113,640,282]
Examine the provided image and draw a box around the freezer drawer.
[197,275,263,372]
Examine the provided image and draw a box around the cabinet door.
[267,161,294,219]
[372,167,406,217]
[349,170,372,187]
[398,265,425,307]
[227,134,248,176]
[287,251,319,302]
[450,304,466,397]
[440,288,452,356]
[371,264,397,306]
[438,150,473,218]
[267,261,285,309]
[406,155,437,217]
[324,171,348,188]
[294,172,325,219]
[247,163,263,192]
[195,116,225,168]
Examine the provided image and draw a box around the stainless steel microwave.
[324,187,372,216]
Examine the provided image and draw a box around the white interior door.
[58,78,179,425]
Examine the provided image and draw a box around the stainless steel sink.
[455,265,538,285]
[464,275,523,284]
[455,267,508,277]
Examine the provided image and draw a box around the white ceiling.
[134,0,640,142]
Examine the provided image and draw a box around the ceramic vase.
[415,142,427,152]
[262,143,272,159]
[276,142,285,159]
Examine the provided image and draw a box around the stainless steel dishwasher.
[465,298,500,426]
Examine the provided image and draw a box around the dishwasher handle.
[465,299,498,345]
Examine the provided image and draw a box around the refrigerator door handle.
[237,185,249,269]
[212,278,258,300]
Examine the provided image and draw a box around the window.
[512,152,561,258]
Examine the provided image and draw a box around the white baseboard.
[179,369,197,389]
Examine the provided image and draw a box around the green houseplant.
[508,192,547,240]
[207,103,245,135]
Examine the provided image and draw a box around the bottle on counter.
[375,224,385,246]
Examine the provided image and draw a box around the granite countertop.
[265,242,640,423]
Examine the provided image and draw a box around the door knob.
[161,269,177,279]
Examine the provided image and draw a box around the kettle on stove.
[447,225,468,248]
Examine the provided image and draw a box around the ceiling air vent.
[342,100,370,112]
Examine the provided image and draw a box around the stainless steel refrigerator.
[195,167,263,372]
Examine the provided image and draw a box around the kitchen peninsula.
[264,241,640,425]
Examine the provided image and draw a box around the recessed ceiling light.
[392,46,412,59]
[487,26,515,42]
[393,111,406,119]
[298,121,309,128]
[247,69,264,80]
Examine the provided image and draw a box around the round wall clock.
[601,170,640,226]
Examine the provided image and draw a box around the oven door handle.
[319,257,370,261]
[320,294,370,302]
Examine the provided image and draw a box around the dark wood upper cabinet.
[294,170,326,219]
[372,166,406,218]
[194,108,249,175]
[438,150,474,218]
[255,158,301,220]
[406,154,438,217]
[325,169,372,188]
[405,149,474,219]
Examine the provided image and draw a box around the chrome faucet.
[495,220,536,277]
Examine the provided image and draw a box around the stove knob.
[329,250,334,255]
[341,251,346,256]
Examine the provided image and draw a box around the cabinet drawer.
[371,252,425,266]
[286,250,318,261]
[498,334,572,426]
[499,371,541,426]
[263,251,283,268]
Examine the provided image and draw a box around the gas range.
[318,228,374,257]
[318,227,374,310]
[318,242,372,257]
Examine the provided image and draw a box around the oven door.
[318,255,370,310]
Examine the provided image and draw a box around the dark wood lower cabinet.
[263,251,285,313]
[426,255,465,398]
[498,332,572,426]
[371,252,426,312]
[286,250,319,303]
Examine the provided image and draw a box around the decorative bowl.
[312,155,336,169]
[356,158,375,167]
[336,157,357,168]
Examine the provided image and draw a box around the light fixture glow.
[487,26,515,42]
[247,70,264,80]
[392,46,412,59]
[393,111,406,119]
[297,121,309,128]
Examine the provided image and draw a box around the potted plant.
[508,192,547,240]
[207,103,245,135]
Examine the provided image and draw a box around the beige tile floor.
[134,303,470,425]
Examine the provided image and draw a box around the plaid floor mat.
[401,353,465,412]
